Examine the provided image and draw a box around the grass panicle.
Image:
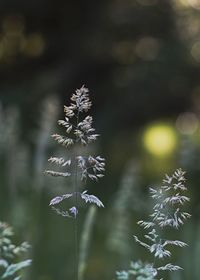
[45,85,105,217]
[116,168,191,280]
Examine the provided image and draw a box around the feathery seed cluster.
[117,169,191,280]
[45,86,105,218]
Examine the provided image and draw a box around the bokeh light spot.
[191,41,200,62]
[188,0,200,9]
[136,0,158,6]
[135,37,160,61]
[2,15,25,35]
[176,112,199,135]
[0,40,5,60]
[112,41,135,64]
[23,33,45,57]
[174,0,200,9]
[143,124,177,157]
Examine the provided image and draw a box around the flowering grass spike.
[133,169,191,278]
[116,169,191,280]
[45,86,105,218]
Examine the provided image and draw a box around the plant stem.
[74,110,80,280]
[74,167,78,280]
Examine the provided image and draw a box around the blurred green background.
[0,0,200,279]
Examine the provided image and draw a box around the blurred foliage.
[0,222,31,279]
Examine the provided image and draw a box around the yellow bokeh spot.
[143,124,177,157]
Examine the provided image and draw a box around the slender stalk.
[78,206,97,280]
[74,110,80,280]
[74,164,79,280]
[74,189,78,280]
